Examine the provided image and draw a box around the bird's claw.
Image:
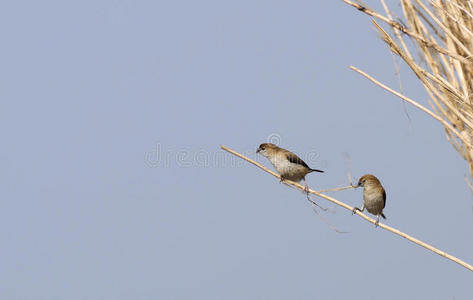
[352,207,360,215]
[303,185,309,194]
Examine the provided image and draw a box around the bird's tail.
[309,168,324,173]
[381,213,387,219]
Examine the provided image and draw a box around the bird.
[256,143,324,192]
[352,174,386,227]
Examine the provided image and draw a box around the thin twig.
[310,202,348,234]
[343,152,354,186]
[317,153,357,193]
[350,65,473,149]
[317,185,356,193]
[221,145,473,273]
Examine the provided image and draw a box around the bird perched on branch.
[353,174,386,227]
[256,143,324,192]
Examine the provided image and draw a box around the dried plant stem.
[342,0,471,63]
[350,65,473,149]
[343,0,473,187]
[221,145,473,273]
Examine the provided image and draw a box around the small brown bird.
[353,174,386,226]
[256,143,324,191]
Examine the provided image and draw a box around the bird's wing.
[285,151,309,169]
[382,189,386,208]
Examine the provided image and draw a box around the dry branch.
[221,145,473,273]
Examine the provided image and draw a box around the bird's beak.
[256,149,260,153]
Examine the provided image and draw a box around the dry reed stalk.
[221,145,473,272]
[344,0,473,183]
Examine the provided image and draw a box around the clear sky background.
[1,0,472,299]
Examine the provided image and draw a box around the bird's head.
[256,143,278,157]
[357,174,381,188]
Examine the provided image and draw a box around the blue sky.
[1,0,472,299]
